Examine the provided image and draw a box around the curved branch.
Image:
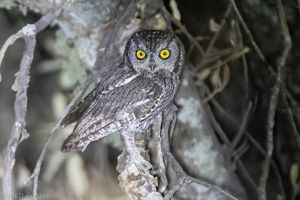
[161,104,238,200]
[1,3,66,200]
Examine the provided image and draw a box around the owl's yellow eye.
[160,49,171,59]
[136,50,146,60]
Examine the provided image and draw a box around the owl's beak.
[149,63,156,71]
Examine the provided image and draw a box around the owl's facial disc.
[125,30,184,76]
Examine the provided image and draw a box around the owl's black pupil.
[163,52,167,55]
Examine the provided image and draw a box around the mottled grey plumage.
[61,30,185,152]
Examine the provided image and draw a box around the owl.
[61,30,185,152]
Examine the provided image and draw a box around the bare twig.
[204,100,231,145]
[198,3,232,70]
[285,89,300,128]
[204,47,250,72]
[205,100,258,195]
[230,0,297,153]
[232,101,253,148]
[211,99,287,198]
[201,47,249,103]
[283,95,300,150]
[206,4,232,53]
[161,104,238,200]
[1,3,65,200]
[235,20,249,102]
[258,0,291,199]
[232,140,249,164]
[229,0,276,78]
[196,47,233,69]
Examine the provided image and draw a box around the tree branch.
[161,104,238,200]
[229,0,276,78]
[1,3,65,200]
[258,0,292,199]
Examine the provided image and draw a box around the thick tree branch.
[2,32,36,200]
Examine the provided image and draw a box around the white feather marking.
[133,99,151,107]
[115,74,138,87]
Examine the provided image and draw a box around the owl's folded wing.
[60,88,96,127]
[60,66,137,127]
[61,77,171,152]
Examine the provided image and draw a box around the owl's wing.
[61,76,173,152]
[60,88,97,127]
[60,66,137,127]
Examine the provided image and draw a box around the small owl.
[61,30,185,152]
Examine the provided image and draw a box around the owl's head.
[124,30,185,77]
